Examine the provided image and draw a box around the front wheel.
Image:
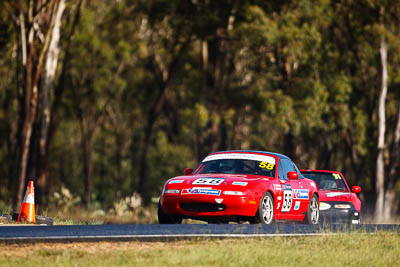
[253,192,274,224]
[304,194,319,224]
[158,201,183,224]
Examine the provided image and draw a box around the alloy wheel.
[261,195,273,223]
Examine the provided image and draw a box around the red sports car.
[300,170,362,224]
[158,150,320,224]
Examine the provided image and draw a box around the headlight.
[319,202,331,210]
[334,204,351,209]
[223,191,244,196]
[164,189,180,194]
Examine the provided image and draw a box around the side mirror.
[352,185,361,194]
[287,171,299,180]
[184,168,193,175]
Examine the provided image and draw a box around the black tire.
[304,194,319,224]
[12,212,19,221]
[11,212,53,225]
[253,192,274,224]
[35,215,54,226]
[158,201,183,224]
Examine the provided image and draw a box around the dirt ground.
[0,241,193,257]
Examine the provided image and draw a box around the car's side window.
[278,161,285,180]
[280,159,295,179]
[292,162,304,179]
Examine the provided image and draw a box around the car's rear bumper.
[319,201,360,224]
[160,194,259,219]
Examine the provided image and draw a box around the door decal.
[281,184,293,212]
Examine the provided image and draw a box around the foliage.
[0,0,399,217]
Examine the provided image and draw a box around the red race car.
[158,150,320,224]
[300,170,362,224]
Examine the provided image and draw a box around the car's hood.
[166,173,268,187]
[319,190,352,202]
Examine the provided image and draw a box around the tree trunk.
[374,29,387,221]
[13,0,63,210]
[83,131,94,207]
[137,31,191,203]
[383,105,400,220]
[37,0,66,204]
[15,84,38,210]
[138,82,169,203]
[78,114,95,207]
[41,0,65,161]
[43,0,84,193]
[14,5,40,209]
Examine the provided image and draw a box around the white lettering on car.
[192,178,225,185]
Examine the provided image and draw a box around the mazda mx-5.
[158,150,319,224]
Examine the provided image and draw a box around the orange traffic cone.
[17,181,36,223]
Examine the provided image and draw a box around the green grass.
[1,232,399,266]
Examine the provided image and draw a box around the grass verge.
[0,232,399,266]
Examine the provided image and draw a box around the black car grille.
[180,203,225,212]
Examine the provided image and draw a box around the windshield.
[302,172,348,191]
[194,158,276,177]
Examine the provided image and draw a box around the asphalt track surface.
[0,224,399,243]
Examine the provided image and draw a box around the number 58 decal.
[281,185,293,212]
[259,162,275,170]
[192,178,225,185]
[332,173,342,180]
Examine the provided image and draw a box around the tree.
[374,6,388,219]
[5,0,68,209]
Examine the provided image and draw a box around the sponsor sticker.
[215,198,224,204]
[203,153,276,164]
[294,201,301,210]
[232,181,248,186]
[277,196,282,200]
[282,184,292,190]
[193,178,225,185]
[181,188,221,196]
[169,180,184,184]
[273,184,282,191]
[293,189,309,199]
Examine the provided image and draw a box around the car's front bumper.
[160,194,259,220]
[319,201,360,224]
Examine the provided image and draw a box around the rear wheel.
[254,192,274,224]
[304,194,319,224]
[158,201,183,224]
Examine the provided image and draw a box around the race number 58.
[259,162,274,170]
[281,189,293,212]
[192,178,225,185]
